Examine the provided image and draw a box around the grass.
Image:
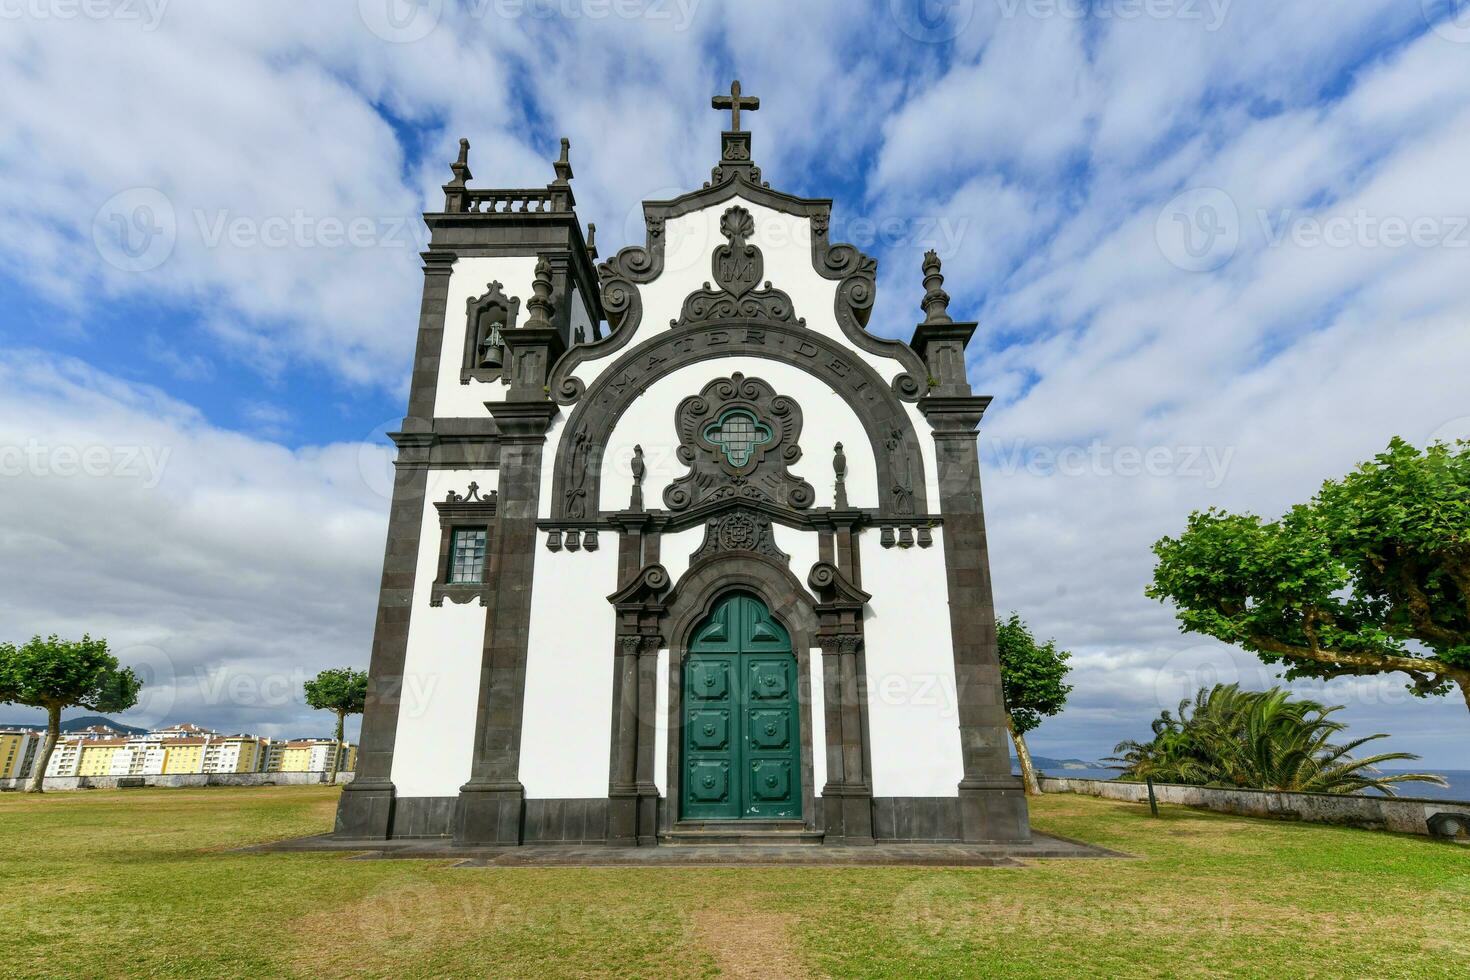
[1,787,1466,978]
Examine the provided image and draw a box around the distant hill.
[0,715,149,736]
[1021,755,1112,772]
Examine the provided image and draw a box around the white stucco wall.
[657,525,706,587]
[519,533,619,798]
[568,283,596,344]
[435,255,540,417]
[391,468,500,798]
[860,526,964,798]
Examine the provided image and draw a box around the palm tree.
[1108,684,1446,796]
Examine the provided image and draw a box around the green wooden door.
[682,594,802,820]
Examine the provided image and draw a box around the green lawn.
[0,787,1465,978]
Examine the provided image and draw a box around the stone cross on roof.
[712,79,759,132]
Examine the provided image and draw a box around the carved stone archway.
[550,319,930,521]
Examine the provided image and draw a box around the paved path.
[244,832,1123,867]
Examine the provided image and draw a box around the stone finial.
[450,137,472,185]
[920,249,953,324]
[553,137,573,184]
[443,137,473,213]
[833,442,849,509]
[630,444,646,511]
[585,222,598,259]
[524,256,556,330]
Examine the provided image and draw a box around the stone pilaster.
[453,400,558,846]
[808,561,875,845]
[606,563,670,847]
[918,396,1030,843]
[335,250,455,840]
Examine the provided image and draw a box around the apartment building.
[0,730,42,779]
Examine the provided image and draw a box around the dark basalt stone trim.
[454,400,559,846]
[388,796,458,838]
[539,502,944,537]
[425,212,605,330]
[917,395,1031,844]
[549,319,930,519]
[359,796,976,843]
[870,797,963,843]
[336,250,456,840]
[524,798,609,844]
[664,372,815,513]
[389,418,502,469]
[428,487,497,608]
[461,281,519,385]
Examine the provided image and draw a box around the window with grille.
[449,528,487,583]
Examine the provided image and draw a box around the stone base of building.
[338,794,1033,845]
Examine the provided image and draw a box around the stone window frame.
[430,488,498,607]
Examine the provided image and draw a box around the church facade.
[335,84,1030,847]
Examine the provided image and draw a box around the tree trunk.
[328,710,345,783]
[27,705,61,794]
[1462,680,1470,720]
[1008,716,1042,796]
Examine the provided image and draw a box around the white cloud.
[0,350,389,739]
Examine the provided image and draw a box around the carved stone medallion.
[664,373,815,511]
[689,508,790,564]
[673,207,802,327]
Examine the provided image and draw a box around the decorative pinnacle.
[585,222,598,259]
[449,137,472,186]
[833,442,849,509]
[920,249,953,324]
[630,444,646,511]
[525,256,556,329]
[553,137,573,184]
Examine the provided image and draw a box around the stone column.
[919,397,1030,843]
[335,250,455,840]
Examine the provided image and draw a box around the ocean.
[1024,768,1470,802]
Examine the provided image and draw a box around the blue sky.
[3,1,1470,765]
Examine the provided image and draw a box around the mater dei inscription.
[549,318,930,522]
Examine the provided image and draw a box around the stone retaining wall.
[1041,776,1470,838]
[0,771,355,792]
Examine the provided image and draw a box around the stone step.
[661,821,824,846]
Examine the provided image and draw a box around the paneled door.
[681,593,802,820]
